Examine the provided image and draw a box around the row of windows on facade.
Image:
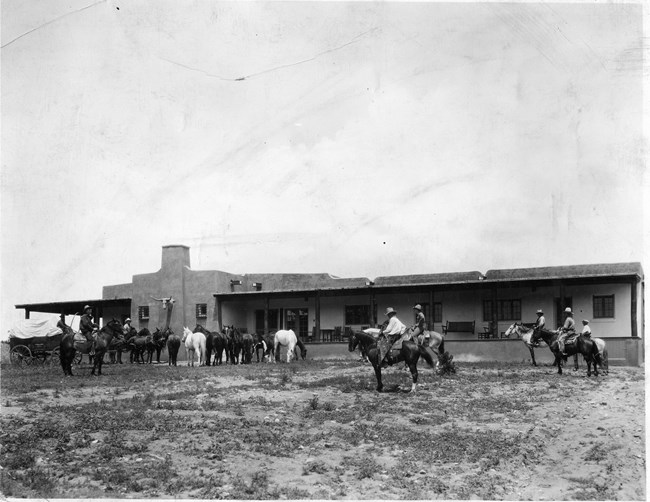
[135,295,615,322]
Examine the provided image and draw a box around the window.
[593,295,614,318]
[138,306,150,321]
[196,303,207,319]
[345,305,371,325]
[483,300,521,321]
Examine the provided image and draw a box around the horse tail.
[418,345,435,368]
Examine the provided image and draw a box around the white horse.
[182,327,206,367]
[504,322,608,372]
[273,329,307,363]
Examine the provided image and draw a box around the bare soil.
[0,356,645,500]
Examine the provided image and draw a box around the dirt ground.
[0,356,646,500]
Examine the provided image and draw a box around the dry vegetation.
[0,356,645,500]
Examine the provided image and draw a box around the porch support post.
[216,298,223,332]
[631,279,638,338]
[314,291,321,341]
[25,309,30,320]
[370,291,376,327]
[429,289,434,332]
[491,286,498,337]
[264,297,269,335]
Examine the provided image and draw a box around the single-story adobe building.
[16,245,644,366]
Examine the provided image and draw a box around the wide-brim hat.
[83,305,92,312]
[125,318,132,323]
[564,307,574,315]
[582,319,590,324]
[536,309,544,315]
[385,307,396,316]
[413,304,423,311]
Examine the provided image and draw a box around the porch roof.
[15,298,131,316]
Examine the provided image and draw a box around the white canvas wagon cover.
[8,318,62,339]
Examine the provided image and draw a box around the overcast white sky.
[1,0,648,336]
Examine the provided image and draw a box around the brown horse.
[348,330,436,392]
[193,324,228,366]
[60,319,123,376]
[532,328,604,376]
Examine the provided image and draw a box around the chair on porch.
[333,326,342,342]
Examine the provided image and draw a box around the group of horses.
[504,322,608,377]
[180,325,307,367]
[58,320,308,376]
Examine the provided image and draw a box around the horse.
[146,327,170,364]
[128,328,150,364]
[167,330,181,366]
[504,323,555,367]
[225,326,243,364]
[348,330,436,392]
[193,324,228,366]
[60,319,124,376]
[532,328,604,376]
[241,332,255,364]
[254,333,274,362]
[107,333,127,364]
[273,329,307,363]
[182,327,206,367]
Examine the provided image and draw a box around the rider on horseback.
[580,319,591,338]
[557,307,576,356]
[531,309,545,347]
[378,307,406,368]
[80,305,99,355]
[411,304,428,346]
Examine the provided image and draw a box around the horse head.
[503,323,521,338]
[347,331,359,352]
[181,327,192,342]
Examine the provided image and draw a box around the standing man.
[557,307,576,356]
[377,307,406,367]
[79,305,99,355]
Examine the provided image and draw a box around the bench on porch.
[442,321,475,336]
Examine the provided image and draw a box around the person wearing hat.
[377,307,407,367]
[533,309,546,331]
[123,317,133,335]
[411,304,428,345]
[557,307,576,356]
[530,309,546,346]
[580,319,592,338]
[79,305,99,355]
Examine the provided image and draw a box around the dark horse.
[60,319,124,376]
[532,328,604,376]
[128,328,151,364]
[146,327,171,364]
[241,332,255,364]
[225,326,243,364]
[167,330,182,366]
[193,324,228,366]
[348,331,435,392]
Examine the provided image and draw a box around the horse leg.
[373,363,384,392]
[573,353,579,371]
[555,353,563,374]
[408,363,419,393]
[528,345,537,366]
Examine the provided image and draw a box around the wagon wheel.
[10,345,32,366]
[49,347,61,367]
[73,351,83,365]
